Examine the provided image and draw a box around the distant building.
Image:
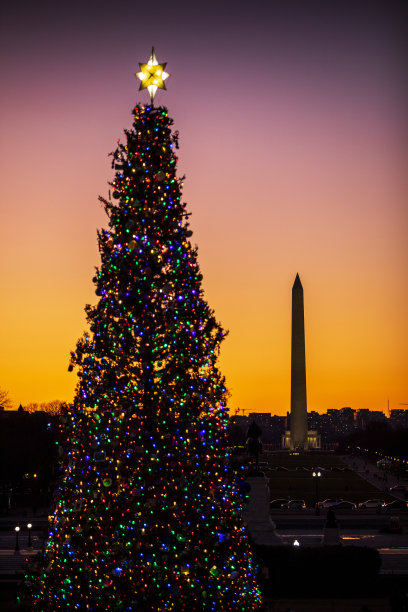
[228,405,404,448]
[356,408,386,430]
[232,415,249,430]
[389,409,408,429]
[308,411,320,430]
[248,412,286,443]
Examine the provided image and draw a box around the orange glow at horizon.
[0,3,407,417]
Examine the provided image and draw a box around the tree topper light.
[136,48,170,104]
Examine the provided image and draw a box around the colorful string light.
[25,104,262,610]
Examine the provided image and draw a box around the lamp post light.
[312,470,322,515]
[27,523,32,548]
[14,526,20,552]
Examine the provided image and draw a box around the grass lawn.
[262,453,394,506]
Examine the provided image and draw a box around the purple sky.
[1,1,407,415]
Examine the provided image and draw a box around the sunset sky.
[1,1,407,416]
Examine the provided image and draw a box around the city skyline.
[1,1,407,415]
[234,405,407,419]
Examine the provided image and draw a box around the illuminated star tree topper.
[136,47,170,104]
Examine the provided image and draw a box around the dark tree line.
[340,421,408,462]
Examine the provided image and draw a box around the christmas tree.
[25,50,261,611]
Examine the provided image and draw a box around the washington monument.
[290,273,308,448]
[282,274,320,450]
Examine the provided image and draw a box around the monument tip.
[293,273,302,289]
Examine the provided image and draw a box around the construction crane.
[234,407,251,416]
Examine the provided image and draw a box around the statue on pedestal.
[246,420,263,472]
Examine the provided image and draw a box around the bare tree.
[39,400,65,416]
[25,403,40,413]
[0,388,13,410]
[25,401,66,415]
[24,400,65,416]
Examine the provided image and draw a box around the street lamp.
[14,526,20,552]
[312,470,322,515]
[27,523,32,548]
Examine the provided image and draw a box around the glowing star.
[136,48,170,104]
